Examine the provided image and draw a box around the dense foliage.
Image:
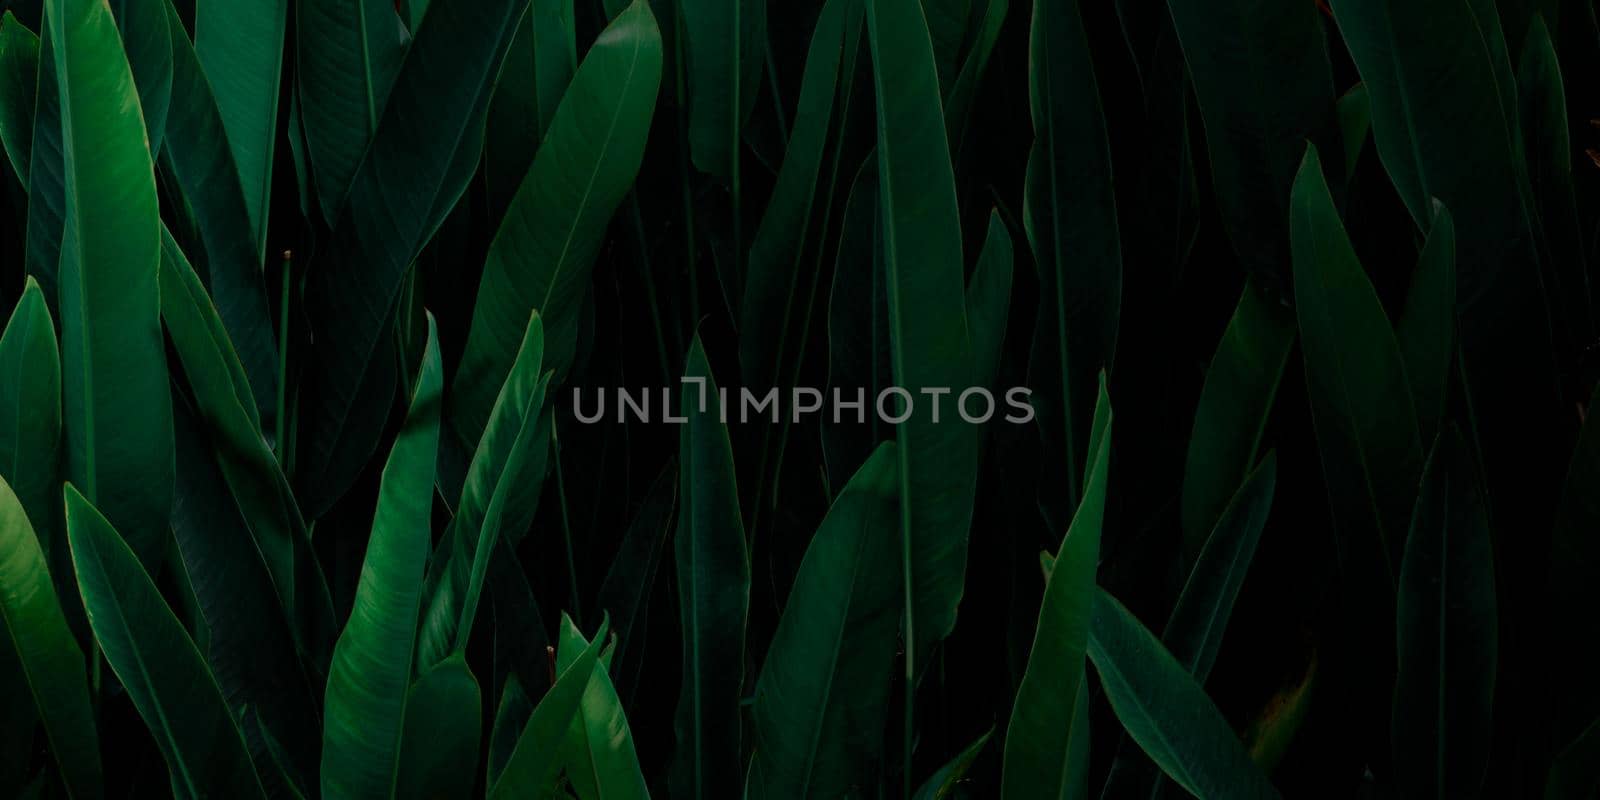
[0,0,1597,796]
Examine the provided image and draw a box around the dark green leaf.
[1397,203,1457,445]
[48,0,175,570]
[488,616,610,799]
[967,209,1013,392]
[1002,379,1111,800]
[0,477,98,800]
[1088,589,1281,800]
[672,336,750,799]
[747,442,901,798]
[678,0,765,177]
[1392,427,1497,800]
[396,653,482,800]
[320,318,442,800]
[195,0,286,255]
[0,278,60,553]
[65,484,267,799]
[452,0,663,441]
[0,13,39,179]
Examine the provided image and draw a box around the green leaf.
[556,615,650,800]
[1336,83,1370,181]
[0,477,99,800]
[1001,378,1111,800]
[109,0,172,156]
[678,0,765,177]
[1023,0,1120,521]
[1166,453,1276,682]
[747,442,901,798]
[596,463,678,702]
[1180,278,1294,565]
[1291,143,1422,581]
[0,278,60,555]
[395,653,482,800]
[483,0,579,221]
[488,616,610,800]
[64,484,267,799]
[47,0,175,571]
[1396,203,1457,445]
[170,403,320,793]
[1329,0,1558,538]
[914,727,992,800]
[159,2,281,423]
[1547,381,1600,751]
[1392,427,1497,800]
[1087,589,1282,800]
[295,0,406,222]
[23,28,63,300]
[487,674,533,787]
[419,313,551,671]
[159,229,333,665]
[942,0,1005,151]
[865,0,980,662]
[452,0,663,442]
[673,335,750,799]
[739,0,859,390]
[1518,14,1593,357]
[967,209,1013,392]
[0,13,39,179]
[195,0,286,257]
[921,0,969,91]
[820,162,890,482]
[1165,0,1337,272]
[297,0,526,514]
[320,318,442,800]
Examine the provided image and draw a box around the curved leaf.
[159,3,280,422]
[679,0,765,177]
[596,462,678,703]
[488,616,609,800]
[1088,589,1282,800]
[747,442,901,798]
[452,0,664,441]
[419,313,550,671]
[1397,203,1457,445]
[0,477,98,800]
[1180,278,1293,565]
[968,209,1013,392]
[0,13,39,179]
[557,615,650,800]
[396,654,482,800]
[672,336,750,799]
[297,0,525,514]
[0,278,60,552]
[320,318,442,800]
[739,0,858,390]
[1392,428,1497,800]
[48,0,175,571]
[195,0,286,255]
[64,484,267,799]
[865,0,979,664]
[1002,378,1111,800]
[295,0,405,222]
[1166,0,1338,272]
[1023,0,1120,522]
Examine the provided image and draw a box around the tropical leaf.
[1087,589,1282,800]
[1002,378,1111,800]
[296,0,526,514]
[64,484,267,799]
[968,209,1013,392]
[1023,0,1120,524]
[747,442,901,798]
[0,278,60,551]
[1396,203,1457,445]
[672,335,750,799]
[47,0,175,571]
[396,654,482,800]
[0,477,99,800]
[1166,0,1338,272]
[452,0,664,442]
[0,12,38,179]
[556,615,650,800]
[864,0,979,666]
[320,318,442,800]
[1392,427,1497,800]
[1180,278,1293,565]
[678,0,765,178]
[488,616,609,800]
[194,0,286,256]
